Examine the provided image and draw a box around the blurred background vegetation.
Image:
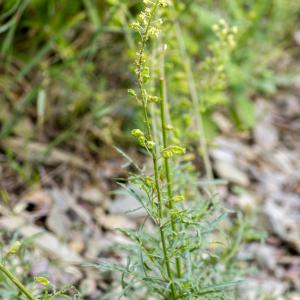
[0,0,299,190]
[0,1,300,299]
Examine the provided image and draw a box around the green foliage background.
[0,0,299,184]
[0,1,299,299]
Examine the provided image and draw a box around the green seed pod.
[138,136,146,147]
[162,150,173,158]
[171,145,186,155]
[128,89,137,97]
[142,67,150,82]
[145,176,153,187]
[6,241,21,257]
[165,124,174,130]
[146,140,155,149]
[158,0,169,7]
[35,276,50,286]
[131,129,144,138]
[172,195,185,202]
[148,95,159,103]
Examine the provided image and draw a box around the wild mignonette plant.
[172,15,238,183]
[0,239,81,300]
[101,1,241,299]
[0,241,36,300]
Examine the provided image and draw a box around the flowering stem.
[0,263,36,300]
[137,1,160,138]
[134,1,178,298]
[159,74,182,278]
[174,21,214,185]
[150,48,160,151]
[152,155,177,299]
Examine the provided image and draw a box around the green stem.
[136,0,160,141]
[152,156,177,300]
[149,47,160,151]
[135,2,178,298]
[0,263,37,300]
[137,1,160,140]
[159,76,182,278]
[174,21,214,186]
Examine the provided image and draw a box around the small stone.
[239,276,289,300]
[294,31,300,45]
[61,265,83,285]
[109,187,147,218]
[215,161,249,186]
[95,207,135,230]
[235,192,257,212]
[254,119,279,151]
[46,205,71,238]
[69,238,85,254]
[212,112,233,133]
[263,194,300,253]
[81,186,103,204]
[254,244,277,272]
[80,277,97,296]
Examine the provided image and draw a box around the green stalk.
[135,2,178,297]
[140,89,177,298]
[174,21,214,185]
[149,47,160,151]
[159,75,182,278]
[0,263,37,300]
[137,1,160,138]
[153,156,177,300]
[140,77,177,300]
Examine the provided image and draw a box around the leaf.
[1,0,29,55]
[197,281,242,296]
[202,113,218,141]
[234,97,256,129]
[16,12,86,81]
[82,0,101,30]
[114,146,141,171]
[84,262,129,274]
[37,89,46,125]
[209,212,228,229]
[0,87,39,139]
[116,183,152,217]
[5,241,21,258]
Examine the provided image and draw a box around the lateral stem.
[0,263,37,300]
[159,75,182,279]
[153,155,177,299]
[174,21,214,187]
